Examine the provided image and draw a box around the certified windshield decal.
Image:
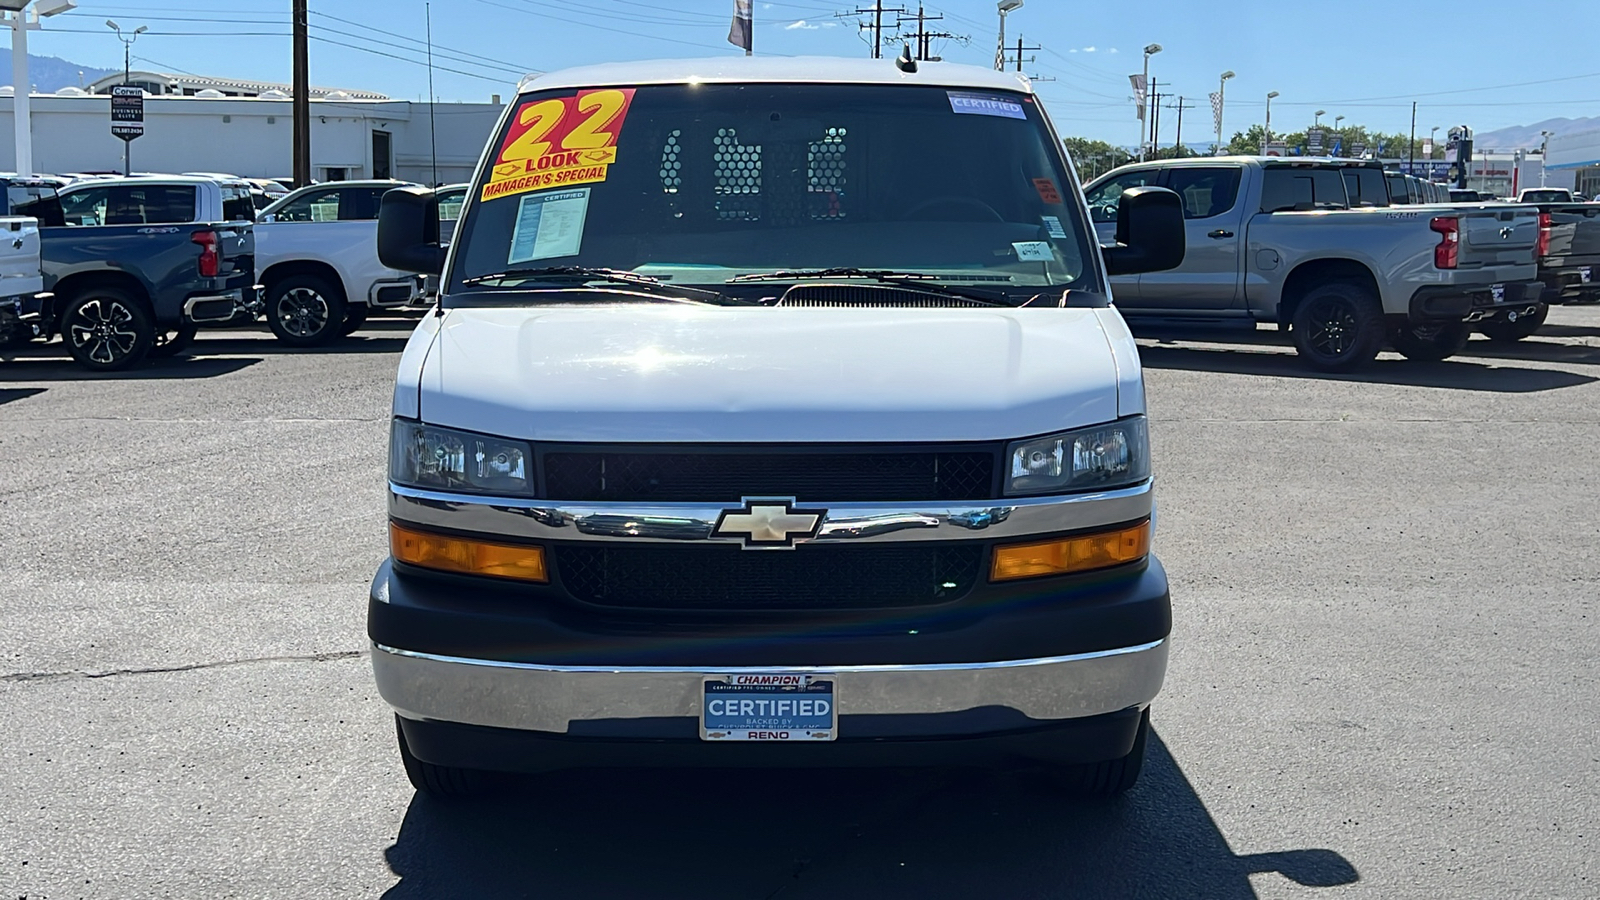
[484,88,636,202]
[508,188,591,263]
[947,91,1026,120]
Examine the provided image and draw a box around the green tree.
[1061,137,1135,180]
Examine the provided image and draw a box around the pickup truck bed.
[1476,202,1600,341]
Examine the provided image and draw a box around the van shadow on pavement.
[0,386,45,405]
[0,353,261,382]
[380,730,1358,899]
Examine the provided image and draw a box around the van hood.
[417,305,1126,443]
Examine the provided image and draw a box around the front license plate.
[701,674,836,741]
[1491,283,1506,302]
[1581,267,1592,284]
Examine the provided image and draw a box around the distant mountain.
[0,49,115,93]
[1474,117,1600,150]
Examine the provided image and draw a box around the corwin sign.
[110,85,144,141]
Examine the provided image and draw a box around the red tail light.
[191,229,219,277]
[1536,212,1552,258]
[1430,216,1459,269]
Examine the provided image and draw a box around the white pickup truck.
[367,57,1186,799]
[255,180,419,345]
[0,215,43,347]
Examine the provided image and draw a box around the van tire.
[61,287,154,371]
[1289,282,1386,372]
[266,274,347,347]
[1392,322,1472,362]
[1043,707,1150,799]
[1478,303,1547,342]
[396,716,488,799]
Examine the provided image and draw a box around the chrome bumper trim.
[388,481,1152,545]
[372,639,1169,734]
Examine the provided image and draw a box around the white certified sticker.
[508,187,591,263]
[1012,241,1054,262]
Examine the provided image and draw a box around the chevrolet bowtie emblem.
[1500,227,1514,239]
[714,499,826,549]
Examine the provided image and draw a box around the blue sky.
[28,0,1599,145]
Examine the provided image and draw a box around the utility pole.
[848,1,906,59]
[1148,80,1164,158]
[896,4,959,61]
[292,0,311,188]
[1168,95,1195,154]
[1408,100,1417,173]
[1003,36,1039,72]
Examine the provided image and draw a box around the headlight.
[1004,417,1149,496]
[390,419,532,495]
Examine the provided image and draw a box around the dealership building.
[0,71,507,185]
[1545,130,1600,198]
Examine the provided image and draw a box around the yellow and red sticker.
[483,88,636,202]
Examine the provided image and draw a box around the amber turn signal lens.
[990,521,1150,582]
[389,523,548,583]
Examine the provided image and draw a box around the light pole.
[1314,109,1325,127]
[1263,91,1279,154]
[995,0,1022,72]
[1540,129,1553,187]
[1140,43,1161,161]
[1430,125,1439,157]
[2,0,77,178]
[106,19,146,176]
[1216,70,1234,156]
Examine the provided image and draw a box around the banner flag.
[728,0,753,53]
[1130,74,1147,121]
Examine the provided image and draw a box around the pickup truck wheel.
[267,275,347,347]
[62,289,154,371]
[338,304,369,337]
[1391,322,1471,362]
[1041,707,1150,798]
[1478,303,1548,342]
[395,716,488,799]
[149,324,199,358]
[1290,283,1385,372]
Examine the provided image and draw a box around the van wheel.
[1290,283,1385,372]
[267,274,346,347]
[396,716,488,799]
[1044,708,1150,798]
[62,288,154,371]
[1392,322,1471,361]
[339,304,369,337]
[149,324,199,358]
[1478,303,1548,342]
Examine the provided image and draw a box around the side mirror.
[1101,186,1186,276]
[378,186,445,275]
[258,213,276,223]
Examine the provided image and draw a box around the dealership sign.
[110,85,144,141]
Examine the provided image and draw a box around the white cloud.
[1068,48,1077,53]
[1107,47,1119,53]
[1082,46,1097,53]
[786,19,819,29]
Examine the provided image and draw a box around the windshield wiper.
[727,267,1011,306]
[460,266,732,303]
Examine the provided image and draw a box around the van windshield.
[448,82,1098,303]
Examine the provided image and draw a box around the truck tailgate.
[0,215,42,298]
[1457,206,1538,267]
[1544,203,1600,265]
[212,221,254,281]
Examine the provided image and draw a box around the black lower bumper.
[1540,266,1600,305]
[1408,279,1546,322]
[368,555,1172,669]
[399,706,1147,773]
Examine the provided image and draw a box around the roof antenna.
[895,44,917,73]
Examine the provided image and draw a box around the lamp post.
[1140,43,1161,161]
[1430,125,1439,157]
[995,0,1022,72]
[1540,129,1553,187]
[105,19,146,177]
[1314,109,1325,127]
[2,0,77,178]
[1216,70,1234,156]
[1263,91,1279,154]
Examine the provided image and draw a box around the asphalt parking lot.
[2,309,1597,899]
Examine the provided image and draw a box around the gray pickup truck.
[4,176,256,370]
[1479,200,1600,341]
[1084,157,1544,370]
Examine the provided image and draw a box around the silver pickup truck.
[1083,157,1544,370]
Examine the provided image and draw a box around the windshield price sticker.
[484,88,636,202]
[947,91,1027,120]
[508,188,591,263]
[702,674,836,742]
